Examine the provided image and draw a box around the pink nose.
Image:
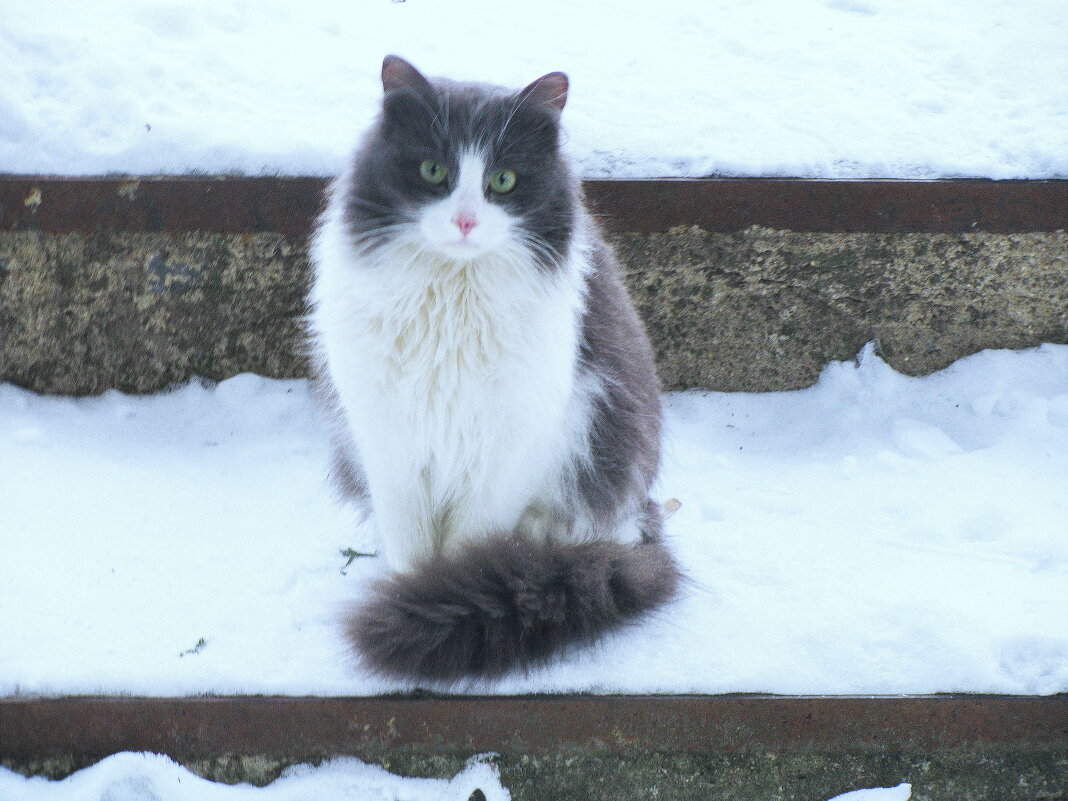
[453,213,477,238]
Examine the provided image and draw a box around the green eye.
[489,168,517,194]
[420,159,448,185]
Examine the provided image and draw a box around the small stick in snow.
[340,547,376,575]
[178,638,208,658]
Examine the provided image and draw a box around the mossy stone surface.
[1,227,1065,395]
[614,226,1067,391]
[0,231,309,395]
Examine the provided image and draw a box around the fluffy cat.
[307,55,680,683]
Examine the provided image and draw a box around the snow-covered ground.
[2,0,1065,179]
[0,753,911,801]
[2,344,1066,697]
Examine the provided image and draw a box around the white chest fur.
[309,207,590,570]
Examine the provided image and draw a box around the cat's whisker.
[346,195,406,215]
[350,226,411,249]
[496,95,533,151]
[514,231,564,268]
[430,91,451,141]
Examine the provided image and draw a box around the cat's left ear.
[381,55,433,97]
[520,72,569,113]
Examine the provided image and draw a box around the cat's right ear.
[381,55,433,97]
[519,71,569,113]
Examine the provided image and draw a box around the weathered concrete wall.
[1,227,1065,395]
[5,748,1066,800]
[0,231,308,395]
[621,226,1067,391]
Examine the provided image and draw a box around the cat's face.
[343,57,576,270]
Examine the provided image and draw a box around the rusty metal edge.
[1,695,1065,760]
[1,176,1065,234]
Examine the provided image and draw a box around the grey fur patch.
[575,235,663,537]
[308,358,370,508]
[348,533,681,683]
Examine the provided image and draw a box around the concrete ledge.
[0,230,309,395]
[2,695,1066,799]
[621,226,1067,391]
[1,225,1064,394]
[2,177,1065,395]
[2,177,1065,235]
[4,694,1065,756]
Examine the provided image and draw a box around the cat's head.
[342,55,577,270]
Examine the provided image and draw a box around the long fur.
[349,533,681,682]
[309,56,681,683]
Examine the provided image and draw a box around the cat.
[307,55,680,683]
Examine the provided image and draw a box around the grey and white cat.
[307,55,680,683]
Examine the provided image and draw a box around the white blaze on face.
[418,150,515,261]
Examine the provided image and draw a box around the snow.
[1,0,1065,179]
[2,344,1066,697]
[827,786,912,801]
[0,754,911,801]
[0,753,511,801]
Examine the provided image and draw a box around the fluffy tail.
[347,534,681,683]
